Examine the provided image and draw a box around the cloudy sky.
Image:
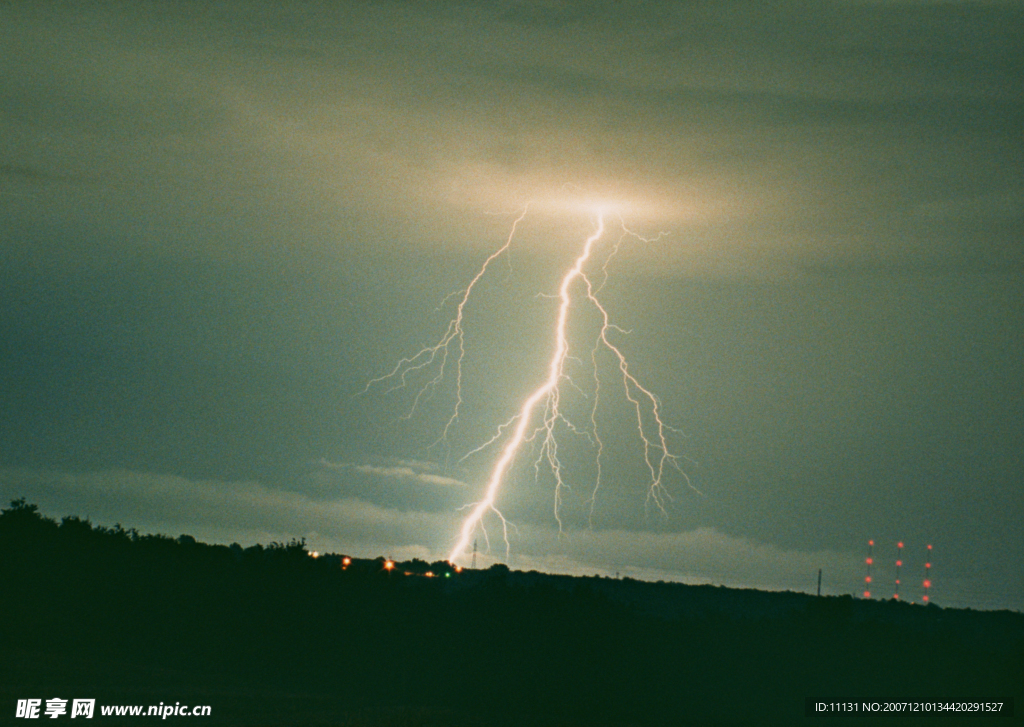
[1,1,1021,610]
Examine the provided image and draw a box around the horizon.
[7,496,1018,614]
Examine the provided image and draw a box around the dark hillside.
[1,500,1020,726]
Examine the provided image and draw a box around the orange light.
[863,591,871,598]
[342,557,352,566]
[865,576,872,583]
[866,557,873,565]
[868,540,874,546]
[894,594,899,600]
[897,542,904,549]
[927,544,932,550]
[384,560,395,571]
[895,579,900,585]
[922,595,929,602]
[923,580,931,588]
[896,560,902,567]
[425,571,434,578]
[925,563,931,569]
[455,566,463,573]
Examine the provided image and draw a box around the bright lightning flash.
[362,205,691,565]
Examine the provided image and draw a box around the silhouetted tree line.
[1,499,1021,726]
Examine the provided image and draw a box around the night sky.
[1,1,1021,610]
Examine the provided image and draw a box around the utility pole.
[817,568,822,597]
[471,539,477,570]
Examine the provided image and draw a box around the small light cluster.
[863,540,933,603]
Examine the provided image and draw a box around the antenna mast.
[863,539,874,598]
[922,544,933,603]
[895,541,904,600]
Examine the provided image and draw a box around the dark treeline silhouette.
[1,499,1020,726]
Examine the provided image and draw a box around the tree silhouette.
[0,501,1020,726]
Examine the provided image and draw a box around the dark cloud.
[0,0,1020,609]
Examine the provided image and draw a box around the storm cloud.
[1,1,1020,609]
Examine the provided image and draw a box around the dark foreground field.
[1,500,1021,726]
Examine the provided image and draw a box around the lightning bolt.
[362,204,692,565]
[359,205,530,455]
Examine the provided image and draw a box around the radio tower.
[922,544,933,603]
[863,539,874,598]
[894,541,904,600]
[471,539,477,570]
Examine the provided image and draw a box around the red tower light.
[864,539,875,599]
[896,560,902,567]
[897,542,904,549]
[922,546,934,604]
